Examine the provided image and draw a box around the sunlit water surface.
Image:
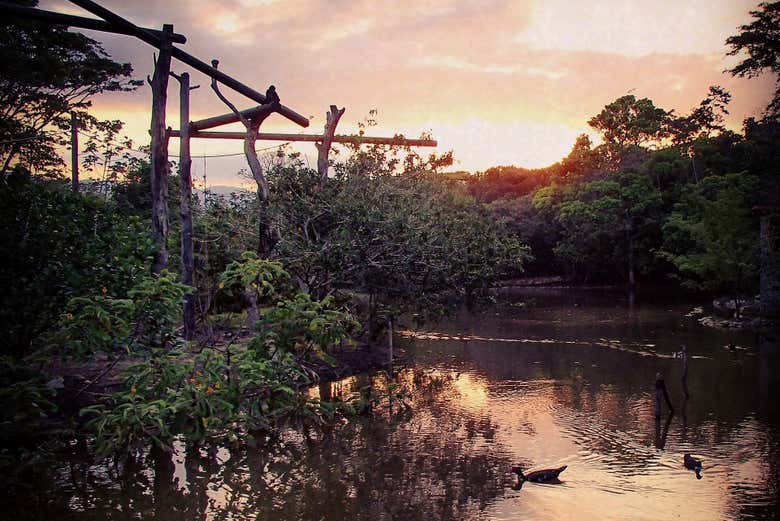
[14,288,780,520]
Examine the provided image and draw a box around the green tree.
[588,95,670,168]
[660,173,760,304]
[0,171,154,354]
[553,172,663,285]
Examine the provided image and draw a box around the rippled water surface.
[15,288,780,520]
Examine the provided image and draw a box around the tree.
[0,0,141,178]
[660,173,760,306]
[553,172,663,285]
[726,2,780,317]
[726,1,780,120]
[588,95,670,168]
[668,86,732,181]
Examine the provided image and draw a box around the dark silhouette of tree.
[726,1,780,120]
[0,0,142,178]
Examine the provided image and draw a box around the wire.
[77,128,291,158]
[0,133,49,145]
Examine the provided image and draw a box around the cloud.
[38,0,776,175]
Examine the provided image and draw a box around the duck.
[511,464,567,483]
[684,454,703,479]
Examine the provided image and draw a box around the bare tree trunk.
[315,105,345,183]
[150,25,174,275]
[173,71,196,339]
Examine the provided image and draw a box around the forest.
[1,1,779,519]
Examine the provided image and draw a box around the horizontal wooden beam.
[66,0,310,128]
[168,130,438,147]
[0,3,187,43]
[190,104,277,131]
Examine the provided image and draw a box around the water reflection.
[5,288,779,520]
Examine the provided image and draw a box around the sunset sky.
[42,0,776,186]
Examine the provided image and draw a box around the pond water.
[12,288,780,520]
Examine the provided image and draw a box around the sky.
[42,0,776,186]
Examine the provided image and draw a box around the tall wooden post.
[70,112,79,193]
[175,71,196,339]
[150,24,174,275]
[315,105,345,183]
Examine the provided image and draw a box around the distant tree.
[0,0,141,178]
[560,134,600,180]
[553,172,663,285]
[660,173,759,304]
[726,1,780,120]
[668,86,732,181]
[588,95,670,149]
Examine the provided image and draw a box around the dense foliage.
[466,88,777,300]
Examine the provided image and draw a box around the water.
[11,288,780,520]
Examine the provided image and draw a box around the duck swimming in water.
[684,454,703,479]
[511,465,567,483]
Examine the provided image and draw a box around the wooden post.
[209,60,276,256]
[67,0,309,128]
[654,372,674,418]
[70,112,79,193]
[315,105,345,183]
[174,71,196,339]
[150,24,173,275]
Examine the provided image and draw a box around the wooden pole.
[150,24,173,275]
[66,0,309,128]
[190,105,279,132]
[316,105,345,182]
[168,130,438,147]
[0,3,187,43]
[70,112,79,193]
[174,71,196,339]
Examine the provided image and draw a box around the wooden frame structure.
[8,0,439,339]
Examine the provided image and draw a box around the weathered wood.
[0,3,187,43]
[67,0,309,128]
[210,60,275,255]
[168,130,438,147]
[316,105,346,182]
[190,104,280,132]
[210,60,273,201]
[70,112,79,193]
[174,71,196,339]
[150,25,173,275]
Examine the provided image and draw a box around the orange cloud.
[41,0,776,178]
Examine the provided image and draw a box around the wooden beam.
[190,104,276,132]
[67,0,309,128]
[0,3,187,43]
[168,130,438,147]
